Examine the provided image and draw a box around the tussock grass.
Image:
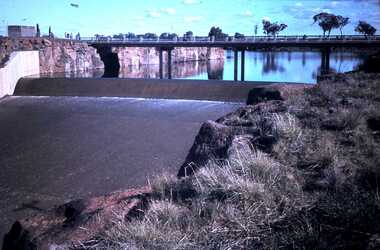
[102,200,194,250]
[97,143,304,249]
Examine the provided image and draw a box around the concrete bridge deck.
[84,35,380,48]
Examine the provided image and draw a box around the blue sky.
[1,0,380,37]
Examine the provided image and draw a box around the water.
[34,50,367,84]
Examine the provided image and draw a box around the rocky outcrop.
[178,101,288,177]
[177,84,310,177]
[2,187,150,249]
[0,38,104,74]
[113,47,225,67]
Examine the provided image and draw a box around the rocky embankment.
[0,38,104,74]
[114,47,225,67]
[3,72,380,249]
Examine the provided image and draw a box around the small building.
[7,25,36,38]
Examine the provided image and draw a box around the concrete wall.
[0,51,40,98]
[15,77,272,103]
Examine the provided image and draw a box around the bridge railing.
[80,35,380,43]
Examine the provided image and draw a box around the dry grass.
[86,72,380,249]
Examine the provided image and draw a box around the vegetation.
[85,71,380,249]
[262,20,287,37]
[234,32,245,39]
[208,26,228,41]
[36,23,40,37]
[313,13,350,37]
[159,33,178,40]
[183,31,194,41]
[355,21,377,38]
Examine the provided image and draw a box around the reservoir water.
[35,50,368,84]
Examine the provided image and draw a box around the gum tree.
[336,15,350,37]
[262,20,287,37]
[313,12,339,37]
[355,21,377,38]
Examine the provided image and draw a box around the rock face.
[2,187,150,249]
[114,47,225,67]
[0,38,104,74]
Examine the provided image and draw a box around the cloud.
[262,16,271,21]
[183,0,201,5]
[242,10,253,17]
[161,7,176,15]
[295,2,303,7]
[146,7,176,18]
[184,16,202,23]
[148,10,161,18]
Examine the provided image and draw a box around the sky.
[1,0,380,38]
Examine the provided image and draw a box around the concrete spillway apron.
[14,77,280,102]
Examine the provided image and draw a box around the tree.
[336,15,349,37]
[125,32,136,39]
[355,21,377,38]
[143,33,158,39]
[48,26,54,38]
[262,20,287,37]
[254,24,258,36]
[113,33,124,40]
[313,12,339,37]
[36,24,40,37]
[208,26,228,41]
[234,32,245,39]
[159,33,178,40]
[183,31,193,41]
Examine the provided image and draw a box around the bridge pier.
[234,49,238,81]
[159,49,163,79]
[168,48,172,79]
[241,50,245,82]
[321,47,331,75]
[157,47,173,79]
[233,48,246,82]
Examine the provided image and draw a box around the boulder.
[178,121,238,177]
[2,187,150,249]
[178,103,285,177]
[367,116,380,133]
[246,87,284,105]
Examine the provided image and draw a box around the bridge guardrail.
[81,35,380,44]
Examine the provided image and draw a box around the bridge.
[81,35,380,81]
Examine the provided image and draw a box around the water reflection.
[32,50,367,84]
[222,50,365,83]
[118,60,225,80]
[262,53,286,74]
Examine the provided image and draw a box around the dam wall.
[15,77,264,103]
[0,51,40,98]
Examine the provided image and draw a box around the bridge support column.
[234,49,238,81]
[241,50,245,82]
[168,49,172,80]
[159,49,163,79]
[321,47,331,75]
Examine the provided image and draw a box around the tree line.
[96,12,376,41]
